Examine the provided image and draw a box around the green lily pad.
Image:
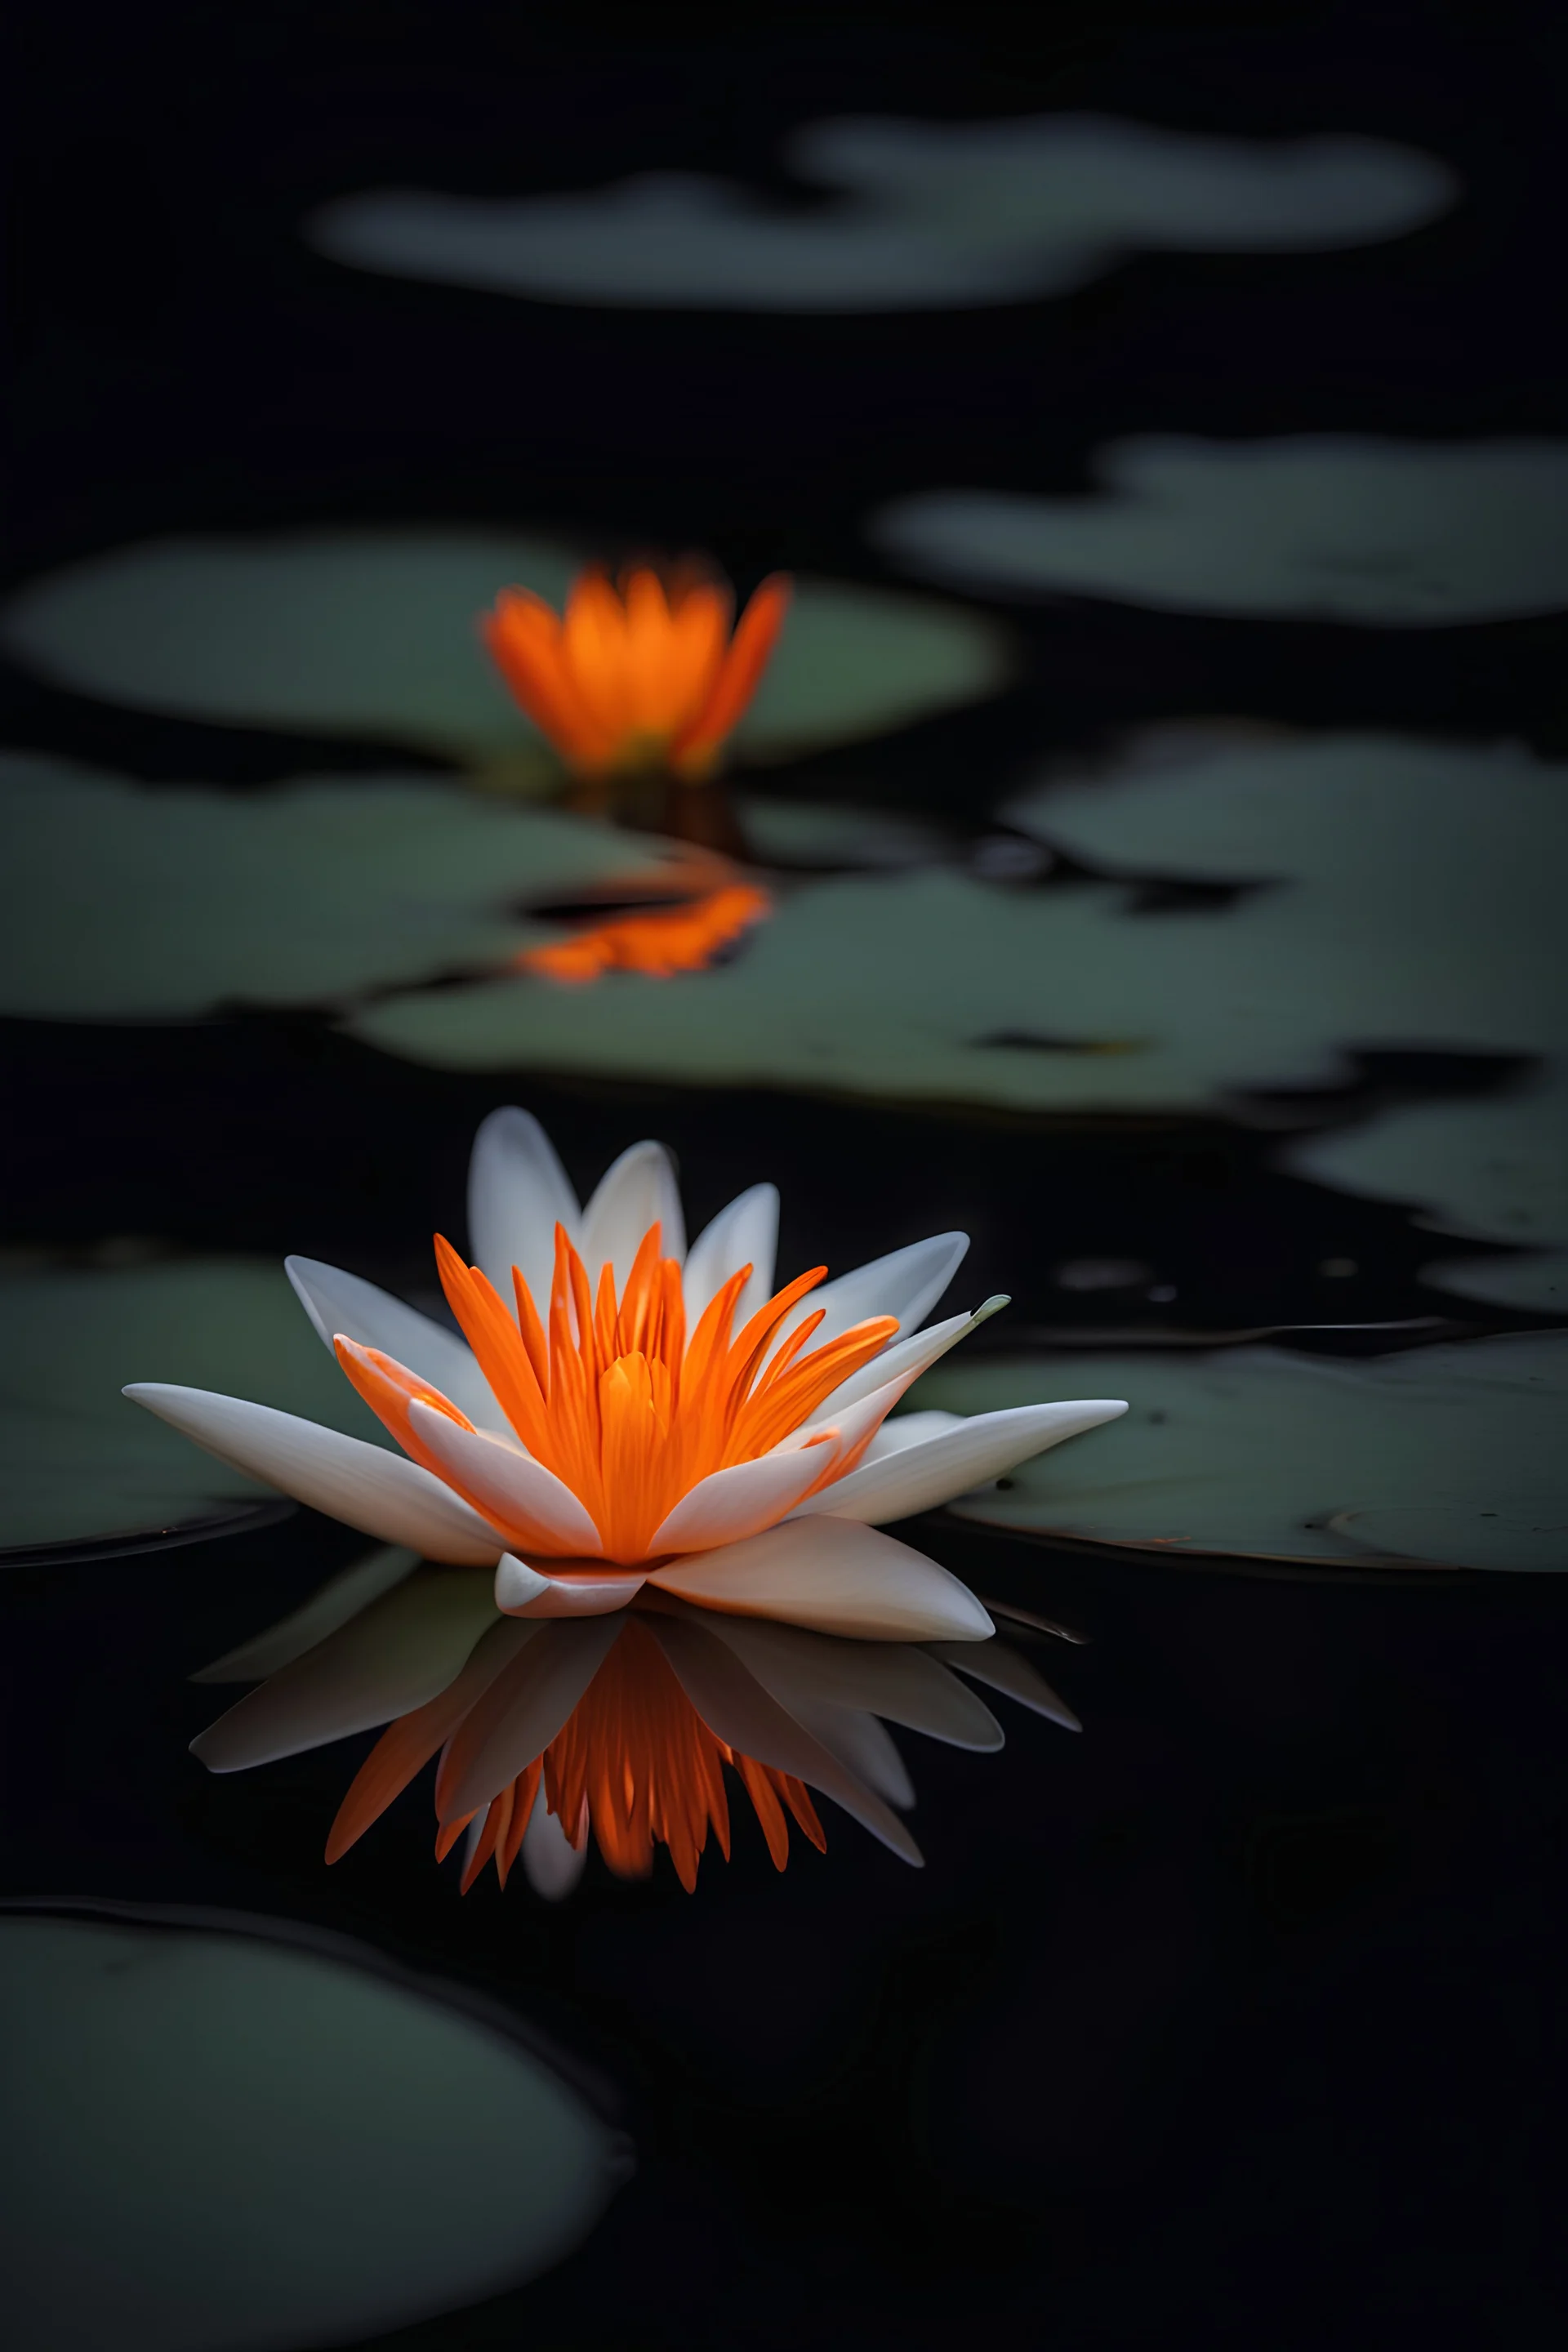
[0,531,1010,765]
[309,116,1450,311]
[0,1254,387,1557]
[914,1334,1568,1571]
[0,753,672,1018]
[0,1907,628,2350]
[875,438,1568,624]
[350,733,1566,1111]
[1285,1074,1568,1311]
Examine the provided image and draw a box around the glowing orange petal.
[483,590,619,765]
[670,573,791,775]
[562,569,635,746]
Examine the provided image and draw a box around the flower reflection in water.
[194,1569,1080,1897]
[520,880,772,983]
[483,563,791,781]
[127,1109,1126,1634]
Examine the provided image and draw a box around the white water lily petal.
[648,1442,842,1557]
[122,1384,506,1564]
[928,1638,1081,1731]
[862,1409,966,1462]
[792,1397,1129,1525]
[580,1141,687,1287]
[813,1297,1005,1419]
[467,1106,581,1313]
[190,1568,501,1771]
[807,1232,969,1349]
[493,1556,645,1617]
[648,1517,993,1641]
[792,1705,915,1808]
[193,1545,419,1682]
[285,1256,505,1432]
[682,1183,779,1325]
[700,1612,1004,1748]
[523,1785,590,1900]
[437,1618,622,1820]
[408,1402,604,1557]
[648,1612,923,1864]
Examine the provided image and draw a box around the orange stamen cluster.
[521,882,772,984]
[329,1618,826,1894]
[336,1219,898,1566]
[483,564,791,780]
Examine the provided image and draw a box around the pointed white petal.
[190,1567,502,1771]
[193,1544,419,1682]
[122,1383,506,1564]
[700,1611,1004,1749]
[648,1517,993,1642]
[811,1298,1005,1419]
[861,1409,965,1462]
[928,1639,1081,1732]
[408,1401,604,1557]
[682,1183,779,1325]
[648,1613,923,1865]
[437,1616,622,1820]
[793,1705,915,1807]
[791,1399,1129,1526]
[523,1785,590,1900]
[580,1139,686,1285]
[648,1442,840,1556]
[467,1106,581,1312]
[285,1256,505,1432]
[807,1232,969,1348]
[494,1555,645,1617]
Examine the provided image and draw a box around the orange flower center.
[336,1220,898,1565]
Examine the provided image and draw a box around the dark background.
[5,2,1567,2345]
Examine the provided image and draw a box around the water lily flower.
[521,880,772,982]
[126,1108,1127,1640]
[483,564,791,780]
[192,1563,1083,1895]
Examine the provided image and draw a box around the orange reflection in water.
[519,880,773,983]
[330,1615,825,1895]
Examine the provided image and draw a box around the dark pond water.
[5,5,1567,2345]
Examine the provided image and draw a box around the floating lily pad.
[1285,1073,1568,1311]
[874,439,1568,624]
[351,733,1565,1111]
[0,1255,387,1557]
[0,1907,628,2350]
[914,1334,1568,1571]
[0,753,672,1018]
[0,532,1010,765]
[310,115,1451,311]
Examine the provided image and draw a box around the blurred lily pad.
[350,733,1565,1111]
[0,753,672,1018]
[310,115,1450,311]
[1285,1073,1568,1311]
[0,531,1010,765]
[915,1334,1568,1571]
[0,1254,386,1557]
[0,1907,627,2350]
[875,439,1568,624]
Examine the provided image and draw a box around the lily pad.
[0,753,672,1018]
[0,1907,628,2350]
[1285,1073,1568,1311]
[310,115,1451,311]
[914,1334,1568,1571]
[0,531,1010,765]
[0,1254,388,1557]
[874,439,1568,624]
[350,733,1566,1110]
